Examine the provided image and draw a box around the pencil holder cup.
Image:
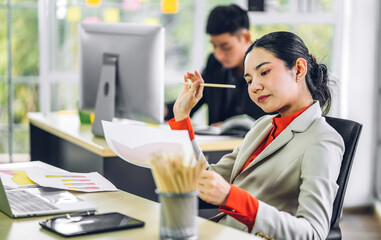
[157,190,199,240]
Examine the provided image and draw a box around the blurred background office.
[0,0,380,220]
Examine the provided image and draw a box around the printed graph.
[0,170,36,186]
[25,170,118,192]
[44,174,100,190]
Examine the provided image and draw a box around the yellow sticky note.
[67,6,81,23]
[144,18,160,25]
[103,8,120,23]
[161,0,178,14]
[86,0,102,7]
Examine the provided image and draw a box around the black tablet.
[39,212,145,237]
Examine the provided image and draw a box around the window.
[0,0,341,163]
[0,0,38,163]
[248,1,342,115]
[0,6,9,162]
[42,0,340,108]
[43,0,197,111]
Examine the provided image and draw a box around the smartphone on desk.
[39,212,145,237]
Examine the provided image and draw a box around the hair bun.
[307,54,331,113]
[309,56,325,86]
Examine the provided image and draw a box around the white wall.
[341,0,379,207]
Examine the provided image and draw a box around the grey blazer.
[193,101,345,240]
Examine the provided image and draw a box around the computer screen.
[78,22,165,136]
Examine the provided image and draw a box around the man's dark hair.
[206,4,249,35]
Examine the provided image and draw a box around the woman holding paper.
[168,31,344,240]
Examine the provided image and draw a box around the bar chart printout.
[27,171,118,192]
[0,170,37,188]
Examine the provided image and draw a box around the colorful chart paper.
[0,170,36,187]
[27,171,118,192]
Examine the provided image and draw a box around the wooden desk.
[28,112,242,202]
[0,162,259,240]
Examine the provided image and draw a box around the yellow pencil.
[180,82,236,89]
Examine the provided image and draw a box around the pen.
[180,82,236,89]
[69,210,97,217]
[44,210,97,222]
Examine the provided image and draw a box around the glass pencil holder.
[157,190,199,240]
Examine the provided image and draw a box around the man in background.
[166,4,267,125]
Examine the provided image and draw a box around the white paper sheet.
[27,170,118,192]
[0,165,68,189]
[102,120,195,168]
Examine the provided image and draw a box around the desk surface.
[0,162,258,240]
[28,112,243,157]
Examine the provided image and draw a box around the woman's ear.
[295,58,307,81]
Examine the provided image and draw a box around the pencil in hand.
[180,82,236,89]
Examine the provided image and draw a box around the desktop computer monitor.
[78,22,165,136]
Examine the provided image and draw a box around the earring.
[296,75,301,80]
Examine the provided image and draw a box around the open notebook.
[0,177,97,218]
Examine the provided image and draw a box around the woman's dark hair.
[244,31,332,115]
[206,4,249,35]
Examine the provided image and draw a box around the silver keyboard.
[7,190,59,213]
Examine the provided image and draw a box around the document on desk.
[0,165,68,189]
[102,120,194,168]
[26,171,118,192]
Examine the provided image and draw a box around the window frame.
[38,0,344,115]
[0,0,39,162]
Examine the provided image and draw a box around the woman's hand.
[173,70,204,121]
[197,170,231,205]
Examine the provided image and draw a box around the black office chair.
[198,116,363,240]
[324,116,363,240]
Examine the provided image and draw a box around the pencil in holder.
[157,190,199,240]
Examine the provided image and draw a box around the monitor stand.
[92,53,119,137]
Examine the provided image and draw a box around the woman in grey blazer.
[169,31,344,240]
